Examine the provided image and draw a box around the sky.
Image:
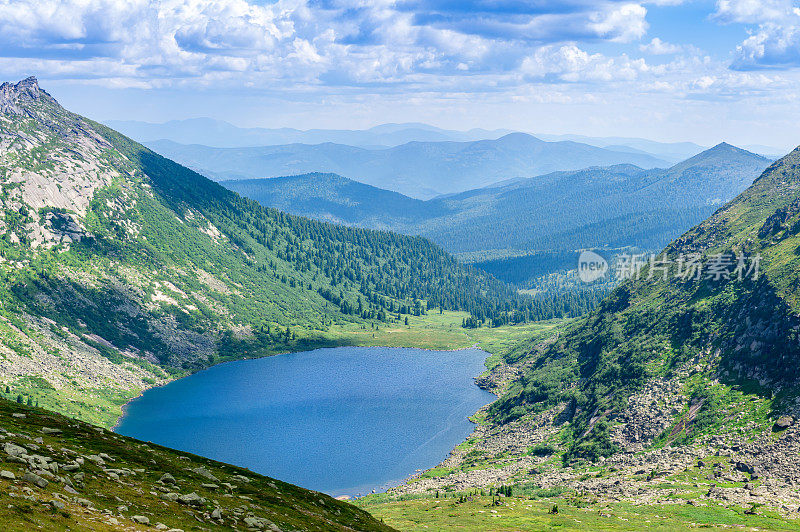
[1,0,799,148]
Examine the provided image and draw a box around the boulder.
[191,467,218,482]
[178,492,205,506]
[22,471,48,488]
[774,416,794,430]
[4,442,27,457]
[131,515,150,525]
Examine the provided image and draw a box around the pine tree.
[16,394,23,404]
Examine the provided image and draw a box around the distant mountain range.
[147,133,670,199]
[224,143,773,283]
[533,134,707,163]
[106,117,514,148]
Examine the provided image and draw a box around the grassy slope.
[358,493,800,532]
[487,147,800,457]
[0,81,528,427]
[0,397,394,532]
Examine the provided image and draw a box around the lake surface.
[115,346,494,497]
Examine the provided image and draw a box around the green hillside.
[0,77,524,425]
[489,146,800,458]
[0,397,394,531]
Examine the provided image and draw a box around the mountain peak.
[0,76,50,114]
[671,141,768,168]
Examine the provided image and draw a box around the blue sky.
[1,0,799,148]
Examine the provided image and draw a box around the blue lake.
[115,346,494,497]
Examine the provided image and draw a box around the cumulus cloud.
[639,37,686,54]
[0,0,787,104]
[0,0,659,88]
[520,45,649,82]
[713,0,800,69]
[713,0,792,24]
[732,23,800,69]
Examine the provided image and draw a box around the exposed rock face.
[0,75,124,248]
[0,77,45,115]
[0,77,228,422]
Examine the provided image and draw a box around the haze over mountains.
[106,118,514,149]
[225,143,772,283]
[146,134,671,199]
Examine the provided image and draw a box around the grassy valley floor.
[357,493,800,531]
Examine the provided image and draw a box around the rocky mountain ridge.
[386,146,800,519]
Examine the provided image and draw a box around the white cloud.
[733,22,800,69]
[588,3,649,43]
[520,45,649,83]
[713,0,800,69]
[639,37,686,54]
[0,0,659,87]
[713,0,792,24]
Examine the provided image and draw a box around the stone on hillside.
[191,467,218,482]
[41,427,62,435]
[132,515,150,525]
[4,442,27,457]
[1,470,15,480]
[178,492,205,506]
[51,500,66,511]
[159,473,176,484]
[22,471,48,488]
[11,413,26,419]
[774,416,793,430]
[243,516,281,531]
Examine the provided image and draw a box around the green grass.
[0,398,394,531]
[357,494,800,531]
